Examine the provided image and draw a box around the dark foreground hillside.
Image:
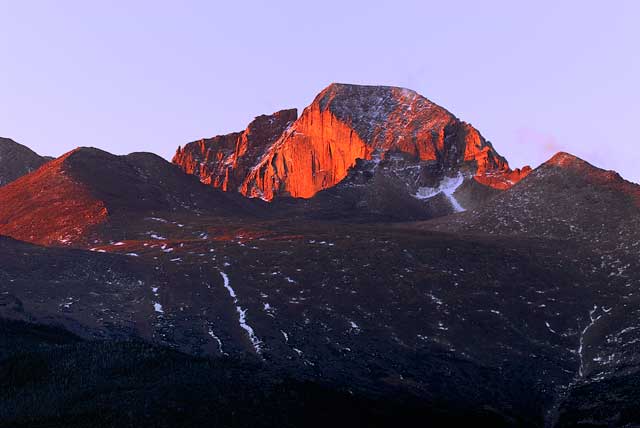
[1,86,639,427]
[0,319,523,428]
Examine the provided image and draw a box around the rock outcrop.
[173,109,297,192]
[174,83,530,201]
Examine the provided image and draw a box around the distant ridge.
[0,137,52,186]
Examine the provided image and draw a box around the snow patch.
[413,173,466,212]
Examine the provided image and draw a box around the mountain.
[421,152,640,251]
[0,215,619,427]
[2,88,640,427]
[173,109,298,191]
[413,152,640,426]
[0,137,52,186]
[0,147,263,246]
[173,84,531,216]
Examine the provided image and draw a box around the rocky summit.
[173,84,531,212]
[1,84,639,428]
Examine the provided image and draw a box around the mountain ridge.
[1,85,639,427]
[0,146,264,246]
[173,83,532,202]
[417,150,640,249]
[0,137,52,187]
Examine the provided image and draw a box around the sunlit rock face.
[240,96,371,200]
[174,83,530,201]
[173,109,298,193]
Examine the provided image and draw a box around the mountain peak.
[175,83,530,204]
[320,82,420,96]
[546,151,590,168]
[543,151,625,182]
[315,83,441,130]
[0,137,52,186]
[536,151,639,208]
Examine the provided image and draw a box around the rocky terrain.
[0,137,51,187]
[173,109,297,192]
[0,147,263,245]
[415,151,640,427]
[1,84,639,427]
[174,84,531,218]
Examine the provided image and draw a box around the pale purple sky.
[1,1,638,182]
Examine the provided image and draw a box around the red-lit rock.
[173,109,298,192]
[0,147,262,246]
[546,152,640,207]
[0,149,109,245]
[174,83,530,201]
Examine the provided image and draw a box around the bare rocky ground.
[1,199,638,426]
[1,95,638,426]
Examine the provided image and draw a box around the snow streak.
[578,305,602,377]
[219,271,263,354]
[413,173,466,212]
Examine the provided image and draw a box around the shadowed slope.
[0,147,264,246]
[0,137,52,186]
[420,152,640,245]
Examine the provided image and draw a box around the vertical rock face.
[173,83,530,201]
[240,100,372,200]
[0,137,52,187]
[173,109,298,192]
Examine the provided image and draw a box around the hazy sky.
[1,1,638,183]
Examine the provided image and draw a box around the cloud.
[515,128,563,157]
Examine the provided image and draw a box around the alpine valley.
[1,84,639,428]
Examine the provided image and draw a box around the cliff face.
[240,100,372,200]
[173,109,297,192]
[174,83,530,201]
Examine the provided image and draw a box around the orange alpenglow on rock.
[173,109,298,193]
[0,148,109,245]
[173,83,531,200]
